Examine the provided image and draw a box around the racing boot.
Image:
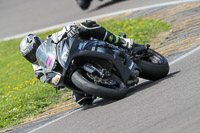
[118,37,134,50]
[127,69,140,87]
[72,91,95,106]
[103,32,134,50]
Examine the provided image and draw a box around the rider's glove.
[66,24,78,38]
[51,75,61,86]
[51,24,78,44]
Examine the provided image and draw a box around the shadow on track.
[82,71,180,110]
[127,71,180,95]
[89,0,128,12]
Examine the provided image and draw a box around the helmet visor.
[24,49,37,63]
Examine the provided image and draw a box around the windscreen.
[36,39,56,72]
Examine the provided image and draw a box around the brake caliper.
[83,64,116,86]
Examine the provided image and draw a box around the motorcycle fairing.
[57,37,136,83]
[36,38,56,73]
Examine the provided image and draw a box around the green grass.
[0,18,170,130]
[98,17,170,45]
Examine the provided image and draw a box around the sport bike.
[36,35,169,100]
[76,0,119,10]
[76,0,93,10]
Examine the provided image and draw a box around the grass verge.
[0,18,170,130]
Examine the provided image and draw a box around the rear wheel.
[135,49,169,81]
[71,69,128,100]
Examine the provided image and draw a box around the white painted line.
[28,107,82,133]
[0,0,199,42]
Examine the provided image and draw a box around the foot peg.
[127,77,139,87]
[127,69,140,86]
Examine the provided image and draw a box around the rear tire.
[135,49,169,81]
[71,70,128,100]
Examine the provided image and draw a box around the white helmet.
[19,34,43,64]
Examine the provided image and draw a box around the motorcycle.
[76,0,119,10]
[76,0,93,10]
[36,35,169,101]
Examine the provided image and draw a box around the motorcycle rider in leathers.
[19,20,134,105]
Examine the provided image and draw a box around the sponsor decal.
[129,61,134,70]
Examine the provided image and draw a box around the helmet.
[19,34,43,64]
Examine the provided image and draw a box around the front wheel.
[71,70,128,100]
[134,49,169,81]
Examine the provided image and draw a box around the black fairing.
[56,37,136,84]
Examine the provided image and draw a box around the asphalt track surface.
[0,0,177,40]
[2,0,200,133]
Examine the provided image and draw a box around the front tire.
[71,70,128,100]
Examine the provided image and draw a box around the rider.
[19,20,134,105]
